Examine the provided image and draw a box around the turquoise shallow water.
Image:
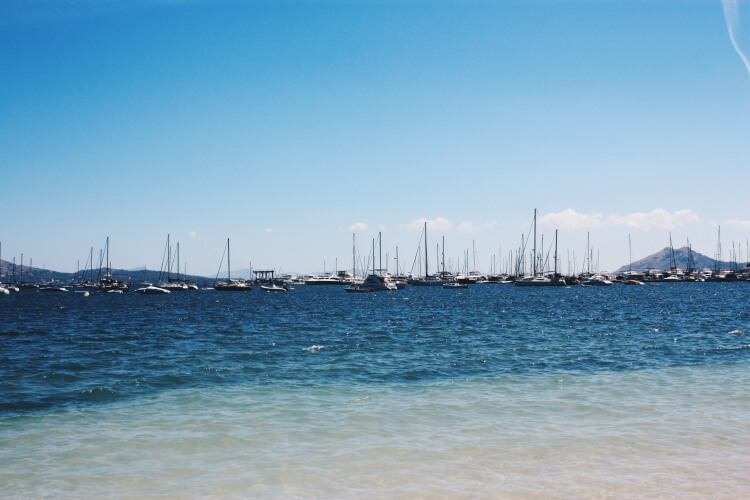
[1,284,749,496]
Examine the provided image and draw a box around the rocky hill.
[615,247,744,274]
[0,259,211,286]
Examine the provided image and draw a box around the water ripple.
[1,284,748,412]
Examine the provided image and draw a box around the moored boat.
[514,215,567,287]
[304,273,343,285]
[135,284,171,294]
[260,283,289,292]
[214,239,253,291]
[515,274,567,287]
[580,275,613,286]
[344,283,374,293]
[443,281,468,289]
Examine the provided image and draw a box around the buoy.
[84,292,90,297]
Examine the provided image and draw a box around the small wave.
[80,386,119,402]
[303,345,324,352]
[728,329,744,334]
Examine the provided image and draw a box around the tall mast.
[669,232,676,271]
[716,226,722,272]
[554,229,558,275]
[177,242,181,280]
[227,238,231,280]
[167,234,171,281]
[472,240,476,272]
[628,234,632,272]
[378,232,382,276]
[532,208,537,276]
[352,233,356,278]
[442,235,445,276]
[424,222,428,279]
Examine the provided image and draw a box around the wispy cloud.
[348,222,368,232]
[457,221,497,234]
[538,209,605,231]
[607,209,700,230]
[265,228,273,233]
[401,217,452,232]
[724,218,750,230]
[539,208,701,231]
[721,0,750,79]
[189,231,198,239]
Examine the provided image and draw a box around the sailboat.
[345,233,373,293]
[622,235,644,285]
[515,210,566,287]
[135,284,171,294]
[662,233,684,281]
[389,246,408,289]
[134,237,170,294]
[350,233,397,292]
[411,222,447,286]
[97,237,129,291]
[214,239,253,291]
[160,235,188,291]
[17,254,39,289]
[456,241,486,284]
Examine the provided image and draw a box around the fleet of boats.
[2,218,749,296]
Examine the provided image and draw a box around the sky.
[1,0,749,277]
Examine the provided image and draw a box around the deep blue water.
[1,284,748,413]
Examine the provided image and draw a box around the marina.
[3,0,750,496]
[1,283,748,496]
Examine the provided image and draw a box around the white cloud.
[189,231,197,239]
[724,219,750,230]
[265,228,273,233]
[348,222,368,231]
[539,208,700,231]
[538,209,604,231]
[401,216,452,232]
[607,208,700,230]
[457,221,497,233]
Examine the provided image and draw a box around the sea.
[1,283,749,498]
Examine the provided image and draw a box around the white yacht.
[580,275,613,286]
[304,273,343,285]
[515,274,567,287]
[136,284,171,294]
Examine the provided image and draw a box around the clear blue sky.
[1,0,749,276]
